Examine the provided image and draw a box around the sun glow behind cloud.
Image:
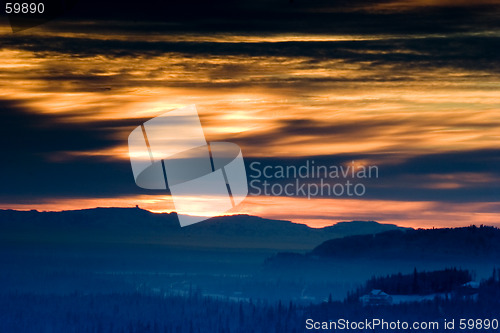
[0,21,499,228]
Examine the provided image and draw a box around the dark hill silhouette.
[0,207,407,250]
[311,225,500,260]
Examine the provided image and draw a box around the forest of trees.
[0,268,498,333]
[356,267,473,296]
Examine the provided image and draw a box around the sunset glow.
[1,5,499,229]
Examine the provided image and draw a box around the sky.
[0,0,499,228]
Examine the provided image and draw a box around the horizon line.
[2,205,499,230]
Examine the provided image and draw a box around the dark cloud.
[2,99,126,156]
[0,99,154,199]
[244,149,500,202]
[53,0,500,35]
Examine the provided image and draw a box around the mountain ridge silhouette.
[0,207,408,250]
